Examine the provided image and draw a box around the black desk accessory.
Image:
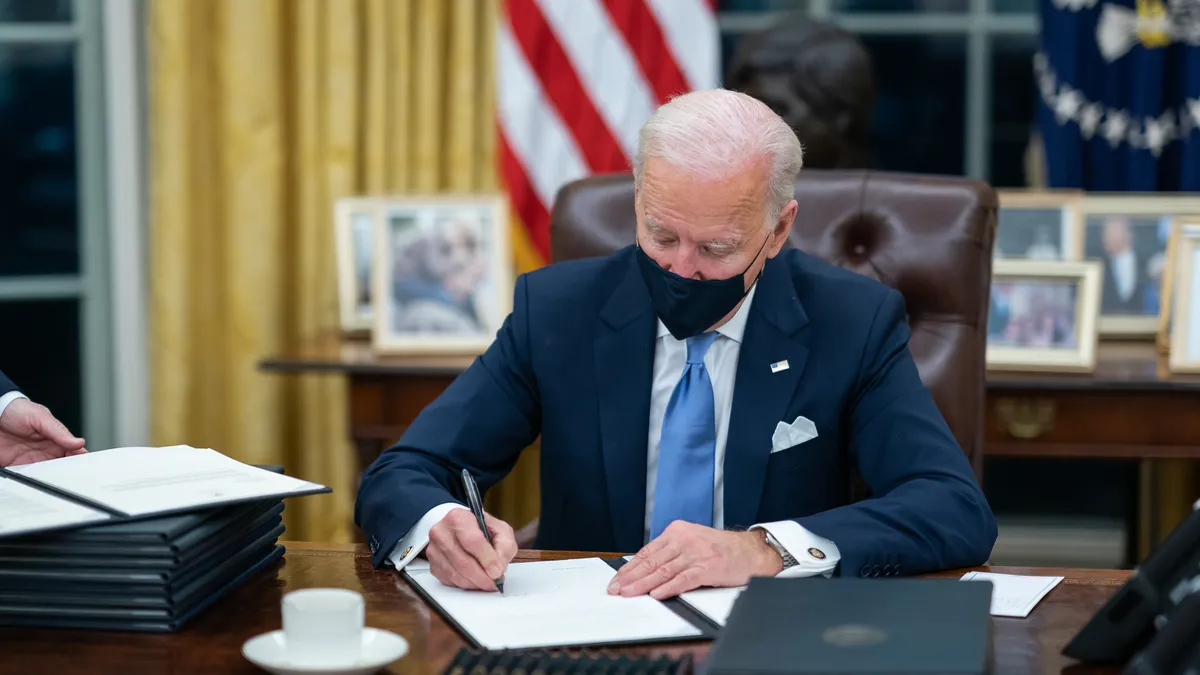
[705,576,993,675]
[441,647,694,675]
[1122,587,1200,675]
[1063,503,1200,664]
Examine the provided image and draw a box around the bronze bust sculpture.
[725,14,876,170]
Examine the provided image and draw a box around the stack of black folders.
[0,445,331,632]
[442,648,694,675]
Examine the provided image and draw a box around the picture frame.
[1167,222,1200,373]
[1156,218,1184,354]
[372,194,512,355]
[334,197,381,334]
[995,190,1085,262]
[1082,195,1200,337]
[987,259,1103,373]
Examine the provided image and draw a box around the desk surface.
[0,542,1133,674]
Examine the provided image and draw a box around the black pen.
[461,468,505,593]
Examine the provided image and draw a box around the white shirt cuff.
[387,502,469,570]
[0,392,28,421]
[752,520,841,578]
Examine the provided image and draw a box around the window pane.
[990,34,1038,188]
[831,0,968,12]
[0,44,79,276]
[0,0,71,22]
[717,0,806,10]
[991,0,1036,12]
[0,299,82,437]
[859,34,966,175]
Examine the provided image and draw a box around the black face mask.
[635,235,770,340]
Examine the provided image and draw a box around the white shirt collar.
[655,282,758,344]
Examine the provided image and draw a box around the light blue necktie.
[650,332,718,540]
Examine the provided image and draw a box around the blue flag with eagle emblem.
[1037,0,1200,190]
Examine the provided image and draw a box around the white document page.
[8,445,327,517]
[960,571,1063,618]
[0,475,112,537]
[678,586,745,627]
[404,557,703,649]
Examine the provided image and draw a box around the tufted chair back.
[549,170,997,481]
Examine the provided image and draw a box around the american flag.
[497,0,720,269]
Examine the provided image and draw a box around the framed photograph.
[372,194,512,355]
[987,259,1103,373]
[1168,222,1200,373]
[1082,195,1200,337]
[334,197,380,334]
[995,190,1084,261]
[1157,219,1184,354]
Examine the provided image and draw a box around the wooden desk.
[0,542,1134,674]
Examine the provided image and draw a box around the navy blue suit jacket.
[355,246,997,576]
[0,370,16,397]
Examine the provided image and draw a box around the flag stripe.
[499,125,553,260]
[505,0,629,173]
[645,0,720,91]
[496,19,589,209]
[536,0,656,160]
[601,0,691,105]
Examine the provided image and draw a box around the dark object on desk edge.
[1062,505,1200,664]
[442,647,694,675]
[705,576,993,675]
[1124,588,1200,675]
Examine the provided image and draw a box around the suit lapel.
[724,256,810,530]
[595,254,657,553]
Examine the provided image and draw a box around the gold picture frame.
[372,194,513,356]
[987,258,1103,373]
[1167,222,1200,374]
[996,190,1085,261]
[1081,195,1200,337]
[334,197,381,335]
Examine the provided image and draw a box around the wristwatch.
[762,530,799,570]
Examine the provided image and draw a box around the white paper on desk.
[404,557,702,649]
[678,586,745,627]
[960,571,1063,618]
[7,445,328,517]
[0,475,112,537]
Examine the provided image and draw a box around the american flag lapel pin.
[770,360,790,373]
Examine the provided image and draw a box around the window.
[716,0,1040,185]
[0,0,112,448]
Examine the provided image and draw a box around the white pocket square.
[771,416,818,453]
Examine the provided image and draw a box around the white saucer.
[242,628,409,674]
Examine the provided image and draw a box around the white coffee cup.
[281,588,365,667]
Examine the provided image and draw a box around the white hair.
[632,88,804,228]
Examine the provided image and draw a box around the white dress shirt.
[1111,249,1137,301]
[388,283,840,578]
[0,392,27,420]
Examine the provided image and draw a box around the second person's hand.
[427,508,518,591]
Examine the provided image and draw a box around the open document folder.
[0,445,330,539]
[402,557,706,649]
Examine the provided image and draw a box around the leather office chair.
[513,170,997,549]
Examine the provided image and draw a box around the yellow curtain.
[148,0,540,542]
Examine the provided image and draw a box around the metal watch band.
[763,531,799,569]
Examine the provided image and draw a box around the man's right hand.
[427,508,518,591]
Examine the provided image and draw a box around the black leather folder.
[704,577,994,675]
[0,543,286,632]
[0,501,284,567]
[0,516,285,593]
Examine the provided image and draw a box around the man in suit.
[355,89,996,599]
[1098,216,1146,315]
[0,369,87,466]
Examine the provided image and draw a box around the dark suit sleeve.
[0,370,17,397]
[354,274,542,567]
[795,290,997,577]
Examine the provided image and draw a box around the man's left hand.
[607,521,783,599]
